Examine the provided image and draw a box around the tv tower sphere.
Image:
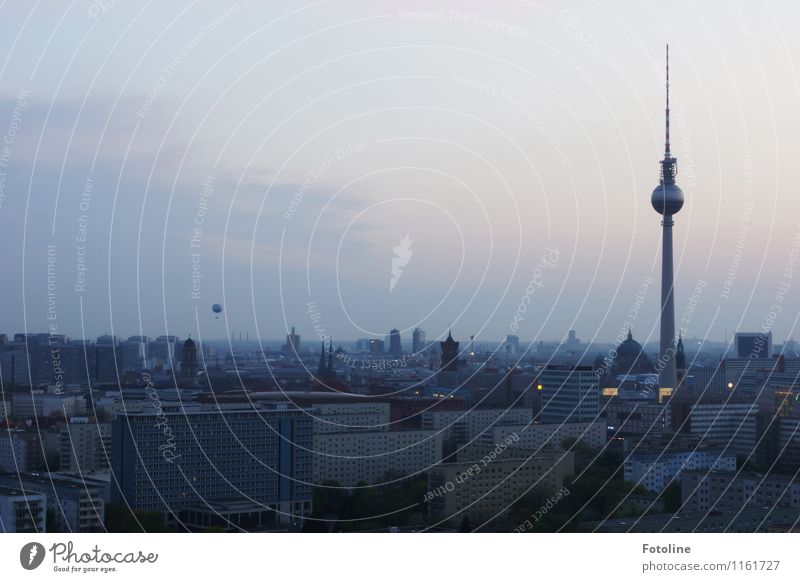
[651,179,684,216]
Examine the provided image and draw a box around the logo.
[20,542,46,570]
[389,234,413,292]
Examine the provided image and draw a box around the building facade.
[112,406,313,526]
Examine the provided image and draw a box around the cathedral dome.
[612,329,654,376]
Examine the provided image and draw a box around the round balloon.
[212,303,222,314]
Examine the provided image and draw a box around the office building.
[60,419,111,473]
[0,430,44,473]
[412,327,426,355]
[735,331,773,359]
[0,486,46,532]
[388,329,402,356]
[484,420,606,451]
[427,448,574,525]
[283,326,301,356]
[368,339,385,355]
[121,336,148,372]
[179,337,198,386]
[0,474,104,532]
[624,444,735,492]
[313,429,442,486]
[681,470,800,513]
[11,392,86,419]
[671,399,758,456]
[310,402,389,434]
[538,365,600,423]
[421,408,533,450]
[112,406,313,526]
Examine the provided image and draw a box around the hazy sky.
[1,0,800,348]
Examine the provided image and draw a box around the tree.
[661,480,682,513]
[105,502,171,532]
[459,515,472,532]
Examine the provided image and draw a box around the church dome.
[612,329,654,376]
[617,329,643,358]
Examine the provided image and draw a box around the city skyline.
[5,0,800,546]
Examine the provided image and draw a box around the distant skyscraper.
[369,339,384,355]
[121,336,147,372]
[505,335,520,355]
[180,337,198,386]
[389,329,402,356]
[440,331,460,372]
[734,332,773,359]
[565,330,580,351]
[412,327,426,354]
[284,326,301,356]
[651,45,684,393]
[149,335,179,368]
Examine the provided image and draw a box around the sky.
[1,0,799,349]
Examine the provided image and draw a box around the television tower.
[651,44,684,392]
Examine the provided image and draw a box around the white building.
[310,402,390,434]
[682,402,758,456]
[60,419,111,473]
[483,420,606,451]
[624,447,736,492]
[11,393,86,419]
[313,429,442,486]
[0,486,46,532]
[421,408,533,446]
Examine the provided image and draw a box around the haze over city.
[1,1,800,346]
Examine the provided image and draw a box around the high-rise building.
[388,328,402,356]
[564,330,580,351]
[735,332,773,359]
[60,418,111,472]
[368,339,384,355]
[149,335,179,369]
[313,429,441,486]
[651,45,684,394]
[505,334,520,356]
[111,406,313,526]
[121,336,148,372]
[179,337,198,386]
[412,327,426,354]
[538,365,600,423]
[284,326,301,356]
